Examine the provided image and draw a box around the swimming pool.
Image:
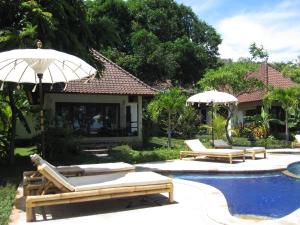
[173,172,300,218]
[287,161,300,176]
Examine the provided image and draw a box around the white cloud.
[217,0,300,62]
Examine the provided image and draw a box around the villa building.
[236,64,296,125]
[17,49,156,145]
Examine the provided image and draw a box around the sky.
[176,0,300,62]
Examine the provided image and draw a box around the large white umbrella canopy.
[0,48,97,84]
[0,45,97,157]
[187,90,238,105]
[187,90,238,146]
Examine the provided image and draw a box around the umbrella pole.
[37,73,45,157]
[211,102,214,147]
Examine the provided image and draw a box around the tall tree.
[198,62,264,143]
[249,42,268,61]
[0,0,95,163]
[86,0,221,85]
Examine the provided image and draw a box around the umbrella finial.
[36,40,43,49]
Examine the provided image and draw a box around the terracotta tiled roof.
[50,49,156,96]
[238,64,296,103]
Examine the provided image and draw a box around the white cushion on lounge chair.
[58,162,134,173]
[31,154,135,173]
[184,139,207,152]
[68,171,172,192]
[295,135,300,143]
[30,154,56,168]
[198,149,244,155]
[245,147,265,152]
[184,139,244,155]
[40,160,75,191]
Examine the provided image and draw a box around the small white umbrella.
[187,90,238,146]
[0,41,97,156]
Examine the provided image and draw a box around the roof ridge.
[90,48,157,92]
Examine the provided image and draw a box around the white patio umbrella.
[187,90,238,146]
[0,41,97,156]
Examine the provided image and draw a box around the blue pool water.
[287,162,300,176]
[174,172,300,218]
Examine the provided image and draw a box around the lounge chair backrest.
[30,154,55,168]
[295,135,300,143]
[38,160,75,192]
[184,139,207,152]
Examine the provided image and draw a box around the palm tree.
[147,88,186,148]
[264,87,300,144]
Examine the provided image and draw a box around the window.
[55,103,120,136]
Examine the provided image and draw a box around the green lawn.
[0,183,17,225]
[14,146,36,156]
[0,147,34,225]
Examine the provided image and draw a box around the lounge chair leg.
[26,205,33,222]
[243,155,245,162]
[229,157,232,164]
[252,153,255,160]
[169,190,174,203]
[264,152,266,158]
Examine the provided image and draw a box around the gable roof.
[238,64,296,103]
[50,49,156,96]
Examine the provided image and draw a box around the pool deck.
[10,151,300,225]
[136,149,300,173]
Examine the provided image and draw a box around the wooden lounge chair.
[24,154,136,196]
[180,139,245,164]
[25,159,174,222]
[244,147,266,160]
[212,141,266,160]
[292,135,300,148]
[30,154,135,176]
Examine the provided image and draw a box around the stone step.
[94,153,109,158]
[82,149,108,153]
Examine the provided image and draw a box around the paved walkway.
[10,152,300,225]
[136,151,300,173]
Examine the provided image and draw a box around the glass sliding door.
[55,103,121,136]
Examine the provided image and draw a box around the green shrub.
[0,134,9,164]
[110,145,180,164]
[232,136,291,148]
[35,128,82,160]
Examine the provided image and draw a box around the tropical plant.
[147,87,186,148]
[264,87,300,144]
[0,85,31,164]
[176,105,200,139]
[244,107,273,138]
[200,113,227,139]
